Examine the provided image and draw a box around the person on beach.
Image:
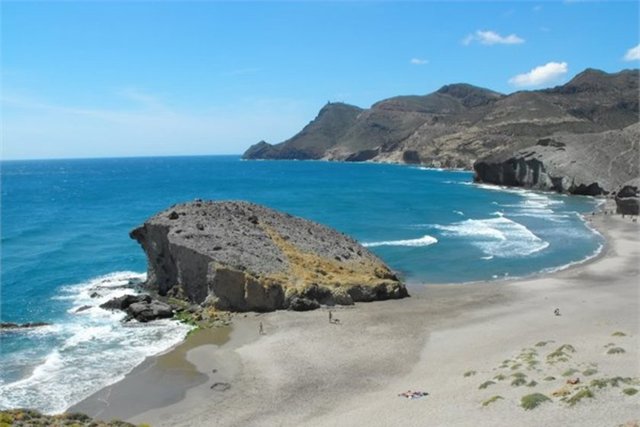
[329,310,333,323]
[259,321,264,335]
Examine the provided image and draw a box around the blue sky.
[2,1,638,160]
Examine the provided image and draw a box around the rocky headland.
[130,201,407,312]
[243,68,639,200]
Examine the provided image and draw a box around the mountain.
[243,68,639,170]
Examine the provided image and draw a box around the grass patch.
[512,377,527,387]
[527,380,538,387]
[512,372,527,379]
[622,388,638,396]
[520,393,551,410]
[547,344,576,363]
[463,370,477,377]
[543,376,556,381]
[479,380,496,390]
[535,340,552,347]
[494,373,506,381]
[582,368,598,376]
[612,331,626,337]
[481,395,504,407]
[562,368,579,377]
[590,378,608,389]
[607,347,626,354]
[566,388,594,406]
[510,363,522,370]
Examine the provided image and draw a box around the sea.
[0,155,603,413]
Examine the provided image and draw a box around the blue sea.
[0,155,603,413]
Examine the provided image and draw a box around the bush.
[521,393,551,410]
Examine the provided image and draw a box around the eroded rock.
[130,201,407,312]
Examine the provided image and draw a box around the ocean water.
[0,155,602,413]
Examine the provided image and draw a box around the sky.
[2,1,639,160]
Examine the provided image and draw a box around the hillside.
[243,68,639,170]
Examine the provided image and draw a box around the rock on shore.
[130,201,407,311]
[615,178,640,215]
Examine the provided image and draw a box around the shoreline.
[70,204,639,426]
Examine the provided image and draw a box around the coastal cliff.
[243,68,638,172]
[473,123,639,195]
[130,201,407,312]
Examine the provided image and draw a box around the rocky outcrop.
[0,322,51,330]
[615,178,640,215]
[243,68,638,171]
[130,201,407,312]
[473,123,639,195]
[100,294,174,322]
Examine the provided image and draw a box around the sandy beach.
[72,206,640,427]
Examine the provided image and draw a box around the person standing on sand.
[329,310,332,323]
[259,321,264,335]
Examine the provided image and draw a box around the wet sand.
[74,208,640,426]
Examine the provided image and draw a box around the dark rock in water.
[126,301,174,323]
[130,200,407,312]
[473,123,639,195]
[75,305,92,313]
[616,178,640,215]
[288,297,321,311]
[90,292,101,298]
[99,294,152,311]
[1,322,51,329]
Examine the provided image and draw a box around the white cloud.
[410,58,428,65]
[623,44,640,61]
[509,61,568,87]
[463,30,524,46]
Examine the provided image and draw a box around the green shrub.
[623,387,638,396]
[582,368,598,376]
[543,376,556,381]
[512,377,527,387]
[566,388,594,406]
[482,395,504,407]
[463,370,476,377]
[521,393,551,410]
[494,374,506,381]
[527,380,538,387]
[611,331,626,337]
[479,380,496,390]
[562,368,579,377]
[607,347,625,354]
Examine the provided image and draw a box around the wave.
[0,271,191,414]
[434,216,549,258]
[363,235,438,248]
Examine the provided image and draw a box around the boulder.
[99,294,151,311]
[130,201,407,312]
[126,301,173,323]
[615,178,640,215]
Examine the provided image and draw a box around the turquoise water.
[0,155,602,413]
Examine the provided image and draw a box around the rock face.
[615,178,640,215]
[130,201,407,312]
[100,294,174,322]
[473,124,639,195]
[243,69,638,171]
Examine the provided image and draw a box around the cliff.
[615,178,640,215]
[243,68,638,171]
[473,123,640,195]
[130,201,407,312]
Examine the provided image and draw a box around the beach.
[72,206,639,427]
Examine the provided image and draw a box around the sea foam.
[0,272,191,414]
[363,235,438,248]
[435,216,549,258]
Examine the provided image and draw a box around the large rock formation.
[243,68,638,170]
[615,178,640,215]
[130,201,407,312]
[473,123,639,195]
